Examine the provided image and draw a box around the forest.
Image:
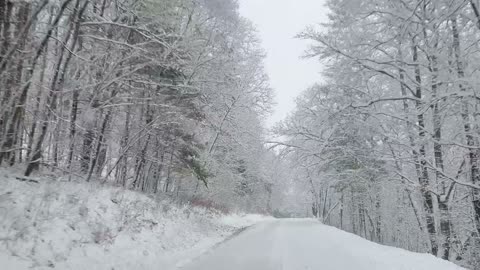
[0,0,282,213]
[1,0,480,269]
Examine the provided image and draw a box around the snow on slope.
[182,219,466,270]
[0,169,270,270]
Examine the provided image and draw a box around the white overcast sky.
[239,0,330,127]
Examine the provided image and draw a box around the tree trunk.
[164,143,176,193]
[86,109,111,182]
[340,193,344,230]
[153,146,165,194]
[451,17,480,236]
[67,87,80,171]
[132,103,152,189]
[427,31,451,259]
[375,191,382,243]
[397,41,437,255]
[411,39,438,256]
[470,0,480,30]
[117,105,131,187]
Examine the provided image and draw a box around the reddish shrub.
[189,198,230,214]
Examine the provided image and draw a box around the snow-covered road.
[180,219,465,270]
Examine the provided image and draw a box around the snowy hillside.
[0,170,270,270]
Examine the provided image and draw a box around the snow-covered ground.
[182,219,466,270]
[0,169,467,270]
[0,169,271,270]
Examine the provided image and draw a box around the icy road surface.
[180,219,465,270]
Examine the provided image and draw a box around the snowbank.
[0,170,270,270]
[220,213,276,229]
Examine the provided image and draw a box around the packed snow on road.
[181,219,466,270]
